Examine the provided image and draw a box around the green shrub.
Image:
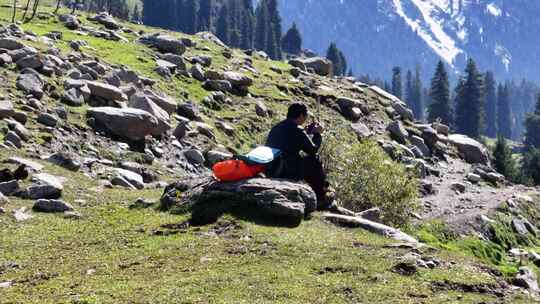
[320,134,419,227]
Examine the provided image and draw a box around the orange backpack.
[212,159,265,182]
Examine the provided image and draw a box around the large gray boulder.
[26,173,64,199]
[89,12,120,30]
[448,134,489,165]
[86,81,128,102]
[139,33,186,55]
[0,38,24,50]
[87,107,160,141]
[387,121,409,144]
[0,100,15,119]
[33,199,73,213]
[289,57,332,76]
[515,266,539,293]
[16,71,44,99]
[111,168,144,190]
[160,178,317,225]
[129,93,171,134]
[223,71,253,87]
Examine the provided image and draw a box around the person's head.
[287,103,309,125]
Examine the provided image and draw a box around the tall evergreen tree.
[405,70,413,107]
[216,4,230,45]
[523,149,540,185]
[266,0,282,60]
[132,3,141,23]
[497,84,512,139]
[412,66,424,121]
[391,67,402,100]
[485,71,498,138]
[525,94,540,149]
[254,0,268,52]
[198,0,213,31]
[184,0,199,34]
[455,58,485,139]
[493,135,517,180]
[326,42,343,76]
[338,50,347,76]
[282,22,302,55]
[428,61,452,126]
[240,0,255,49]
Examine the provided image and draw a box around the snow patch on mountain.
[487,3,502,17]
[392,0,464,65]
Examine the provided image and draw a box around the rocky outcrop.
[289,57,332,76]
[161,178,317,225]
[448,134,489,165]
[139,33,186,55]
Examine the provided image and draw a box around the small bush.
[320,134,419,227]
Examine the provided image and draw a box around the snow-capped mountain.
[278,0,540,82]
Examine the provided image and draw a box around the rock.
[177,101,202,121]
[255,100,268,117]
[89,12,120,30]
[26,173,63,199]
[512,218,531,236]
[61,87,85,106]
[432,122,450,135]
[336,97,363,120]
[6,119,29,141]
[6,157,43,172]
[451,182,466,193]
[203,80,232,92]
[16,71,44,99]
[392,102,414,121]
[156,59,177,72]
[16,54,44,70]
[87,107,160,141]
[59,14,79,29]
[190,63,205,81]
[33,199,73,213]
[191,55,212,67]
[485,172,505,184]
[0,38,24,50]
[161,178,317,225]
[47,152,81,171]
[37,113,58,127]
[184,149,205,164]
[350,122,372,140]
[0,192,9,205]
[154,66,172,78]
[173,121,188,140]
[223,71,253,87]
[515,267,539,293]
[112,168,144,190]
[13,207,32,222]
[87,81,128,102]
[448,134,489,165]
[466,173,481,184]
[410,135,430,157]
[143,90,177,114]
[5,131,22,149]
[421,127,439,149]
[206,150,233,165]
[290,57,332,76]
[0,100,15,119]
[0,53,12,66]
[129,198,155,210]
[215,121,234,136]
[129,93,171,134]
[387,121,409,144]
[139,33,186,55]
[321,213,418,243]
[357,207,382,223]
[0,180,19,195]
[161,53,186,70]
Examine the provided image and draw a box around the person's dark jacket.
[265,119,322,179]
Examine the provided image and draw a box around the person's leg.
[301,155,327,200]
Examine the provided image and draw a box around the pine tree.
[497,83,512,139]
[405,70,413,107]
[281,22,302,55]
[240,0,255,49]
[198,0,213,32]
[132,3,141,23]
[266,0,282,60]
[493,135,516,180]
[523,149,540,185]
[525,94,540,149]
[326,42,343,76]
[347,69,354,77]
[428,61,452,126]
[485,71,497,138]
[184,0,199,34]
[391,67,402,100]
[338,51,347,76]
[254,0,268,52]
[412,66,424,121]
[455,58,485,139]
[216,4,230,45]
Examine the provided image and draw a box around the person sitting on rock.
[265,102,334,209]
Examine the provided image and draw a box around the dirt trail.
[419,157,537,229]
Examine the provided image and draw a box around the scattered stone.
[466,173,481,184]
[0,180,20,195]
[514,267,539,293]
[0,38,25,50]
[13,207,32,222]
[26,173,63,199]
[289,57,332,76]
[89,12,120,30]
[33,199,73,213]
[0,100,15,119]
[61,87,85,106]
[190,63,205,81]
[451,182,466,193]
[387,121,409,144]
[63,211,83,219]
[350,122,372,140]
[16,54,44,70]
[129,93,171,134]
[87,81,128,102]
[59,14,79,30]
[139,33,186,55]
[177,101,202,121]
[203,80,232,92]
[255,100,268,117]
[184,149,205,164]
[129,198,156,210]
[112,168,144,190]
[206,150,233,165]
[16,71,44,99]
[6,157,43,172]
[47,152,81,171]
[37,113,58,127]
[5,131,22,149]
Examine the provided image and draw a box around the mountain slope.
[279,0,540,82]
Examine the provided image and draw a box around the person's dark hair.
[287,103,308,119]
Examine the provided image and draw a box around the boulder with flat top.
[160,177,317,225]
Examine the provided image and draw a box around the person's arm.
[298,129,321,156]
